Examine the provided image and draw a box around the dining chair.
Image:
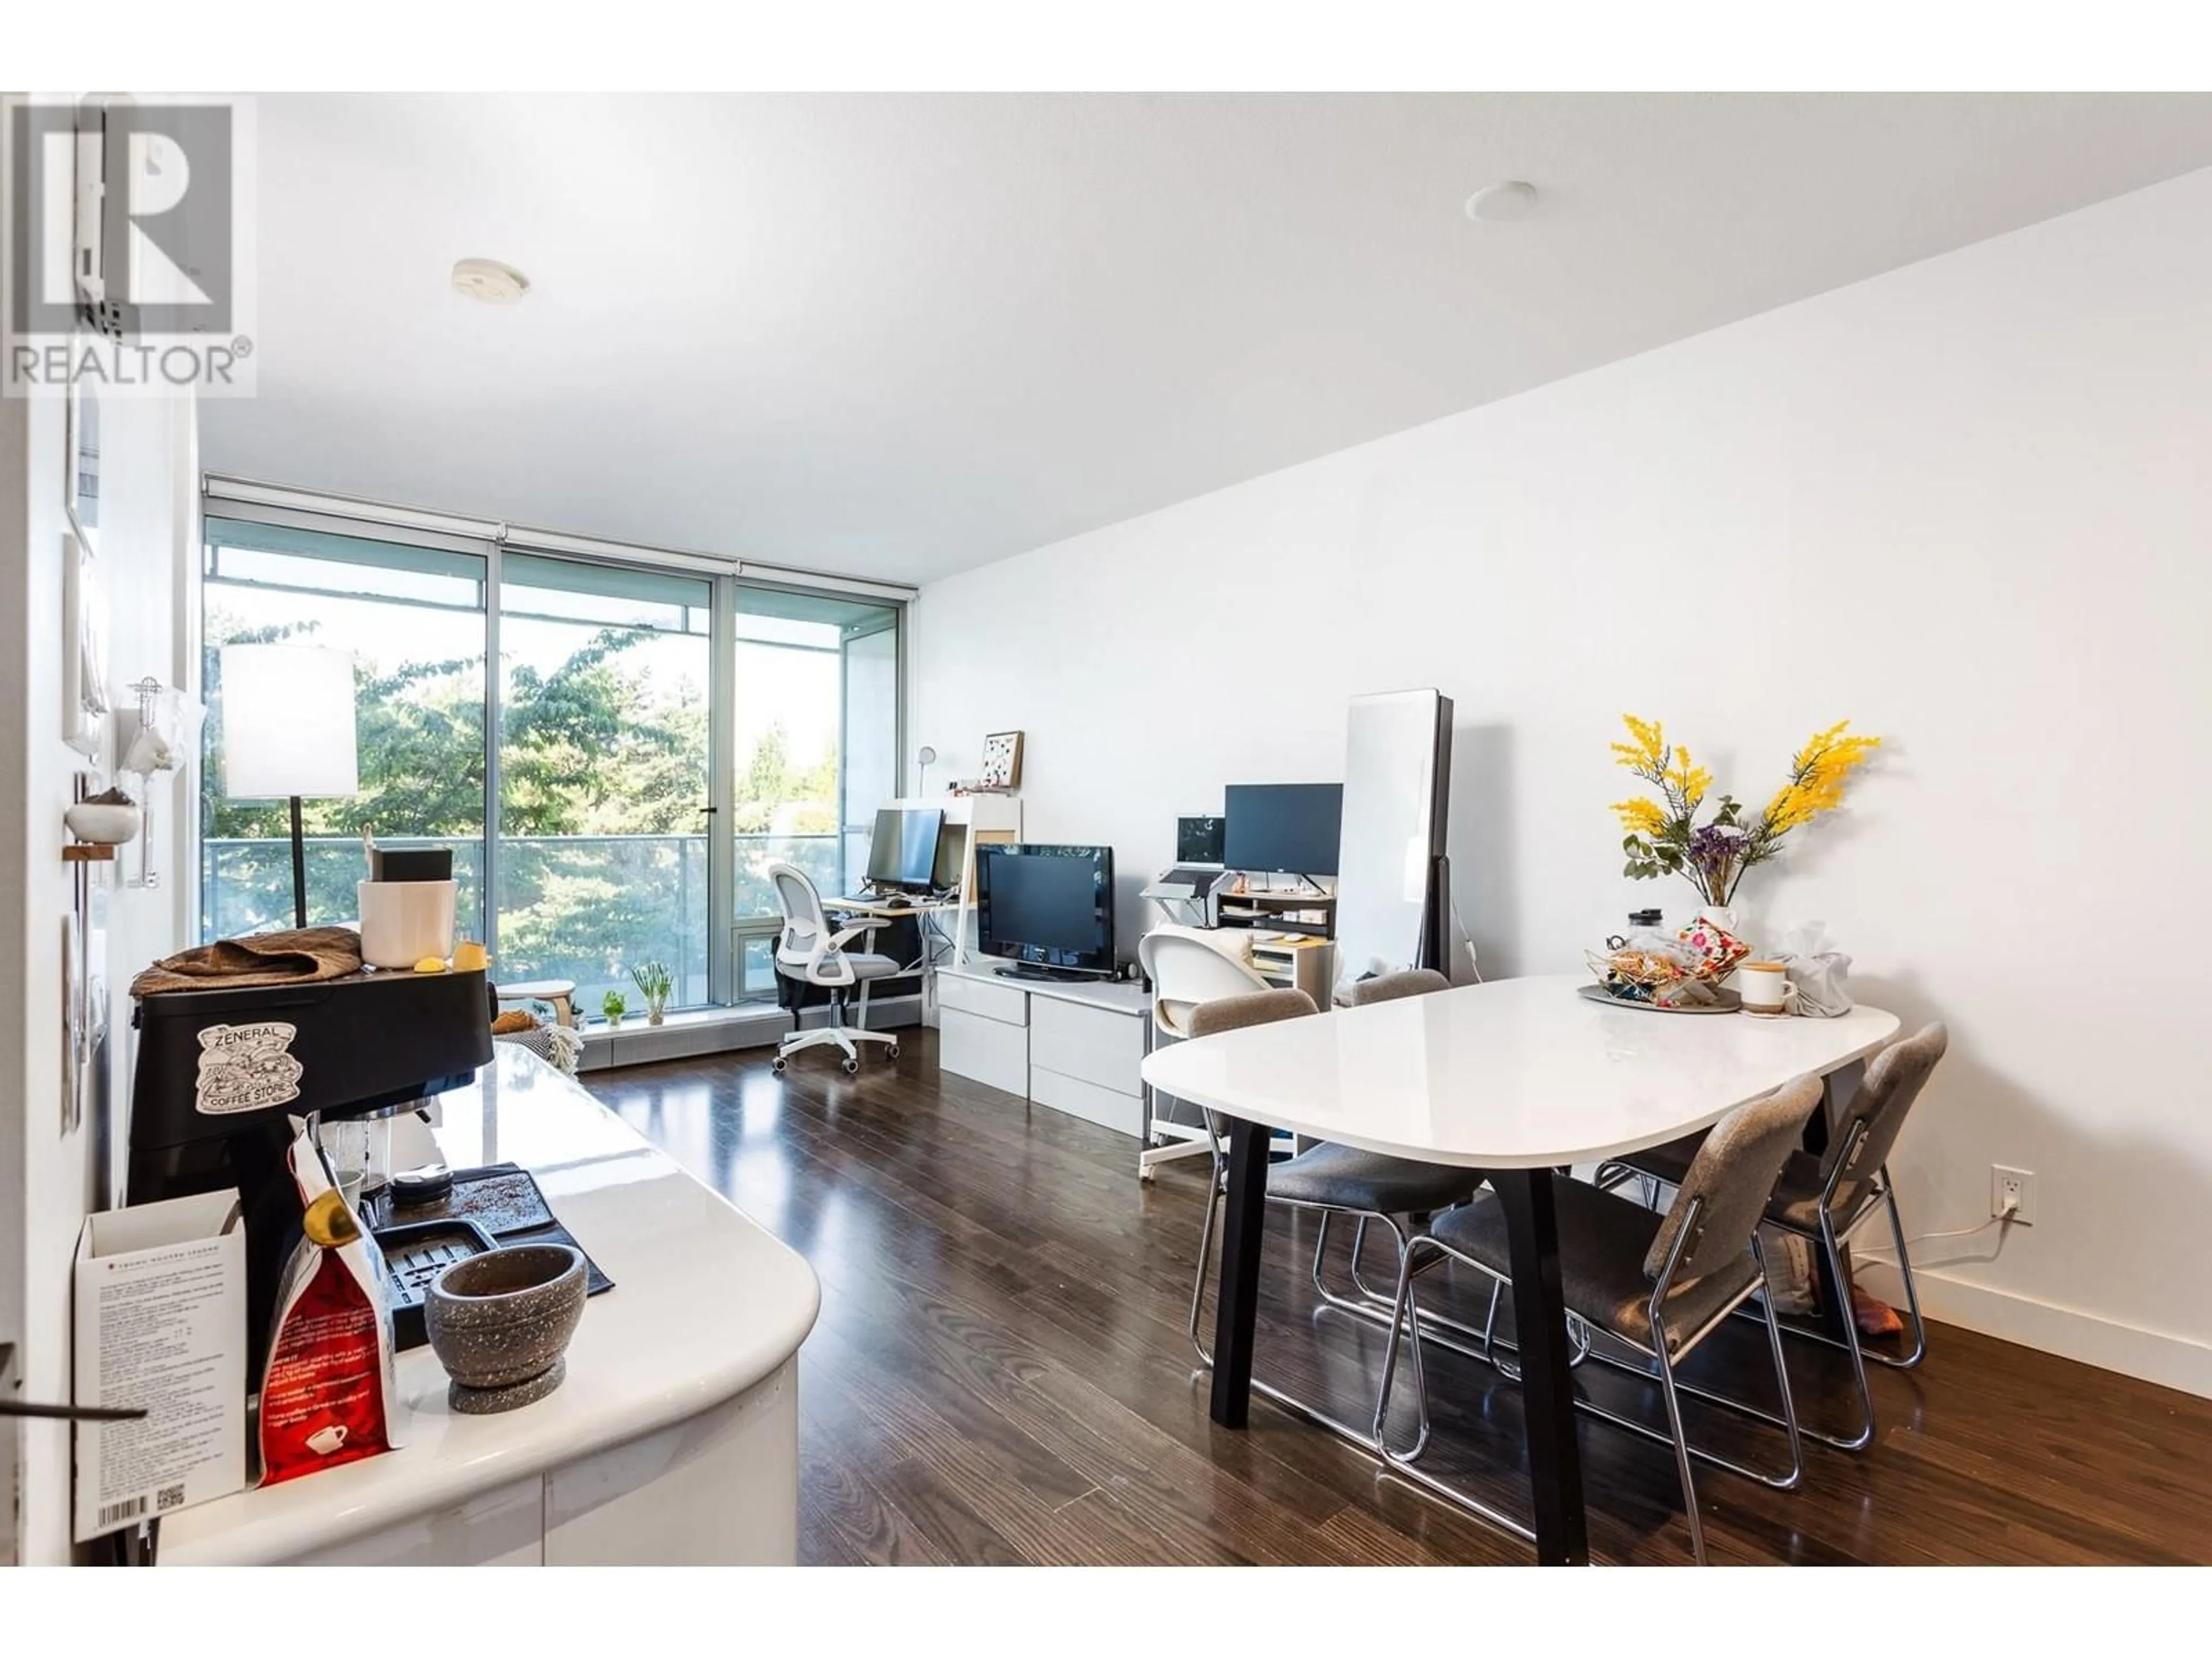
[1594,1022,1949,1450]
[1176,986,1480,1457]
[1316,969,1475,1311]
[1376,1073,1825,1563]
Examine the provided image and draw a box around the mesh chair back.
[1645,1074,1825,1283]
[767,862,829,969]
[1184,988,1317,1039]
[1336,968,1450,1007]
[1828,1022,1949,1191]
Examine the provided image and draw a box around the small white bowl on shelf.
[65,801,141,845]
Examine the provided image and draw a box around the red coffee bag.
[256,1122,406,1484]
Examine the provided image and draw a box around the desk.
[827,893,963,1017]
[157,1046,820,1565]
[1139,972,1898,1565]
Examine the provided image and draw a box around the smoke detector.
[1464,181,1539,223]
[450,257,531,304]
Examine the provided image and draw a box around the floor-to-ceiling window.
[730,588,902,998]
[201,518,489,939]
[200,500,908,1018]
[496,554,713,1013]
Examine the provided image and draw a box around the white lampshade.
[219,644,359,800]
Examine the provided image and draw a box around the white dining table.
[1139,972,1900,1565]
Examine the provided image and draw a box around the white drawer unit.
[940,1006,1030,1097]
[1029,1064,1143,1137]
[934,964,1150,1134]
[1030,995,1144,1096]
[936,968,1029,1027]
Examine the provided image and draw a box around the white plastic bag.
[1775,921,1853,1017]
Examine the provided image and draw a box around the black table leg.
[1207,1113,1271,1428]
[1491,1166,1589,1566]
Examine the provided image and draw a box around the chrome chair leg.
[1374,1238,1535,1546]
[1817,1211,1878,1452]
[1650,1307,1708,1566]
[1751,1233,1805,1491]
[1366,1214,1431,1459]
[1188,1168,1224,1366]
[1864,1173,1929,1370]
[1310,1210,1336,1301]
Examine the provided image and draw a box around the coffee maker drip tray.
[367,1163,613,1350]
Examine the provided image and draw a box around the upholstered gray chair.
[1596,1022,1949,1450]
[1180,986,1479,1455]
[1314,969,1476,1311]
[1377,1074,1825,1564]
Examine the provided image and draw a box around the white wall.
[916,168,2212,1396]
[0,382,197,1564]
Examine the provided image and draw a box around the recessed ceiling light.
[451,257,531,304]
[1464,181,1538,223]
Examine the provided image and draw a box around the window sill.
[577,994,924,1071]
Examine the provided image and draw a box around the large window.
[200,510,905,1015]
[202,520,488,940]
[497,555,713,1014]
[731,588,902,997]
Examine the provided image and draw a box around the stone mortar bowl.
[425,1244,586,1414]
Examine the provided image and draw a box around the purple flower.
[1688,823,1748,874]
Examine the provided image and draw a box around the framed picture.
[979,730,1024,789]
[62,531,111,756]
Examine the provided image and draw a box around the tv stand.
[993,964,1105,984]
[937,962,1152,1142]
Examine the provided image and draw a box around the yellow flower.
[1764,722,1880,838]
[1665,745,1712,809]
[1611,714,1668,775]
[1612,797,1667,836]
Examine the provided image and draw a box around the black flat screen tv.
[974,843,1116,978]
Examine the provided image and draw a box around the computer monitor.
[1223,783,1344,877]
[1177,815,1225,865]
[865,806,944,891]
[975,844,1116,978]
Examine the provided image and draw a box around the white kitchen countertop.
[1139,972,1900,1169]
[157,1044,819,1566]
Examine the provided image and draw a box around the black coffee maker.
[128,969,492,1381]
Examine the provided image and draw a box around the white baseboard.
[1854,1260,2212,1400]
[577,995,923,1071]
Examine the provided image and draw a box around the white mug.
[1737,960,1796,1014]
[357,879,458,968]
[305,1424,349,1455]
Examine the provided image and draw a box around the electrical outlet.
[1991,1165,2036,1225]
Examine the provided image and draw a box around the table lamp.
[219,643,359,930]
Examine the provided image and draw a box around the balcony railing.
[202,831,847,1016]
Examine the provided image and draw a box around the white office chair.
[768,862,902,1075]
[1137,926,1272,1179]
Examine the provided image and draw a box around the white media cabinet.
[935,960,1151,1136]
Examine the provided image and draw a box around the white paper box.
[73,1190,247,1541]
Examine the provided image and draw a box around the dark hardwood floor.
[585,1029,2212,1566]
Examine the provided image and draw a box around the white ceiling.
[200,93,2212,585]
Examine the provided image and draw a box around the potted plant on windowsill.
[601,990,627,1029]
[629,960,673,1027]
